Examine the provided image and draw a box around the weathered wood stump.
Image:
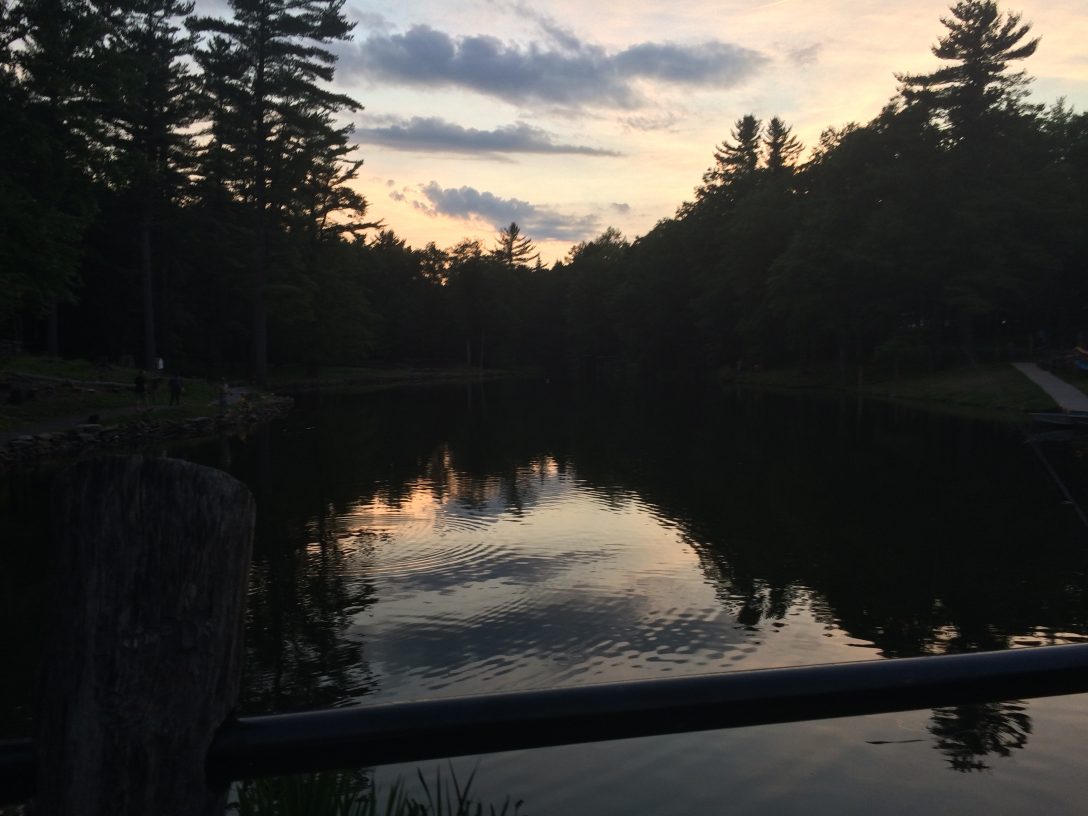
[36,456,255,815]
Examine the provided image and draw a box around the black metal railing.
[4,644,1088,803]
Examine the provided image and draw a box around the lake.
[3,381,1088,813]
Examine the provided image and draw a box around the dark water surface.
[4,382,1088,812]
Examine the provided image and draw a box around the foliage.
[188,0,364,385]
[897,0,1039,140]
[0,354,220,432]
[700,114,761,195]
[763,116,803,176]
[490,222,538,270]
[856,363,1057,413]
[233,766,525,816]
[1,0,1086,393]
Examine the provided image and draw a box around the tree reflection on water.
[3,380,1085,779]
[929,701,1033,772]
[224,383,1084,767]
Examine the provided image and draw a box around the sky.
[255,1,1088,262]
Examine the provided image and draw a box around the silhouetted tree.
[700,114,762,196]
[189,0,361,386]
[897,2,1048,351]
[2,0,118,351]
[763,116,803,176]
[491,221,538,270]
[564,227,628,380]
[929,701,1032,772]
[897,0,1039,142]
[111,0,198,371]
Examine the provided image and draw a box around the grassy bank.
[0,355,220,435]
[858,364,1057,413]
[0,356,523,436]
[736,363,1060,415]
[5,354,1067,434]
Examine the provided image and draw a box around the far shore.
[0,358,528,473]
[729,361,1068,420]
[3,354,1081,475]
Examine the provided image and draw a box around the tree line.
[1,0,370,384]
[2,1,1086,385]
[555,0,1088,384]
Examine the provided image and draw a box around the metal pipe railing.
[3,644,1088,803]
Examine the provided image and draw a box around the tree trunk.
[251,19,270,389]
[251,165,269,388]
[46,300,59,357]
[36,456,256,816]
[141,207,157,372]
[253,237,268,388]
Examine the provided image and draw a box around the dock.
[1012,362,1088,412]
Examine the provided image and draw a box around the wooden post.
[36,456,256,815]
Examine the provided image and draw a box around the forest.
[1,0,1086,386]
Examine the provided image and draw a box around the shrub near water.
[233,767,525,816]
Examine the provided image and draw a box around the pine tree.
[896,1,1039,141]
[4,0,119,351]
[492,222,538,270]
[700,114,762,194]
[763,116,803,176]
[111,0,198,371]
[897,2,1045,351]
[189,0,362,386]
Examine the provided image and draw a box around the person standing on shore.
[134,371,148,412]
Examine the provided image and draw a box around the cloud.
[341,24,768,109]
[784,43,822,67]
[620,111,681,132]
[615,41,761,83]
[610,202,631,214]
[507,2,585,53]
[347,8,393,35]
[355,116,620,157]
[415,182,599,242]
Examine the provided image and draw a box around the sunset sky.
[312,0,1088,262]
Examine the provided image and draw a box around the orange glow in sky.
[313,1,1088,262]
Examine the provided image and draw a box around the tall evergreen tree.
[5,0,119,351]
[898,2,1045,350]
[189,0,362,386]
[491,221,538,270]
[112,0,198,371]
[763,116,803,176]
[700,114,762,194]
[896,1,1039,141]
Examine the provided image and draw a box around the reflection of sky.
[377,692,1088,816]
[337,456,1088,813]
[324,458,876,703]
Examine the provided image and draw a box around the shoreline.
[0,362,518,475]
[2,360,1076,475]
[729,362,1061,419]
[0,395,293,476]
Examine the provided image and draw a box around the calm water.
[3,382,1088,813]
